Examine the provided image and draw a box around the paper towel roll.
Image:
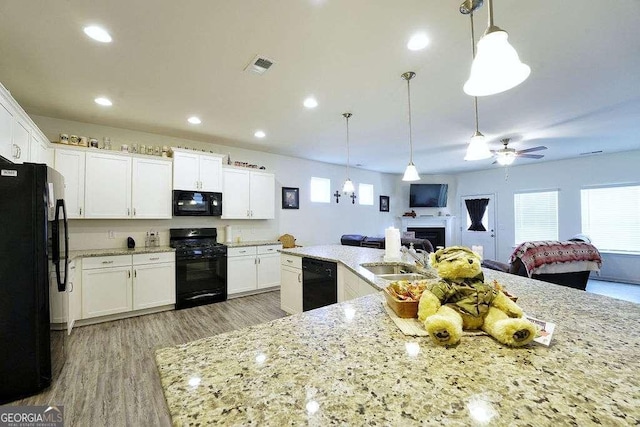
[384,227,401,261]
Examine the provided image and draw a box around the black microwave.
[173,191,222,216]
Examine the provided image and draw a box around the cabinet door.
[11,118,30,164]
[249,171,275,219]
[199,155,222,192]
[222,168,251,219]
[132,157,172,218]
[85,152,132,218]
[227,255,257,294]
[67,260,82,334]
[82,266,132,318]
[257,253,280,289]
[49,271,68,324]
[31,133,53,167]
[172,151,200,191]
[0,102,13,160]
[133,262,176,310]
[280,265,302,314]
[54,149,86,218]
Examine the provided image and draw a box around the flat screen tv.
[409,184,448,208]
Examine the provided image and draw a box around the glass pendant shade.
[342,178,355,193]
[402,163,420,181]
[496,152,516,166]
[464,132,492,160]
[463,29,531,97]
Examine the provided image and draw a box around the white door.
[227,255,257,294]
[132,157,172,218]
[82,267,133,318]
[199,155,222,192]
[0,102,13,160]
[460,194,496,260]
[172,151,200,191]
[85,152,132,218]
[54,149,86,218]
[133,263,176,310]
[222,168,251,219]
[249,171,275,219]
[280,265,302,314]
[257,253,281,289]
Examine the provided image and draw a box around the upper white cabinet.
[222,167,275,219]
[172,148,223,192]
[54,149,86,218]
[11,118,30,164]
[85,152,132,218]
[0,102,13,160]
[132,157,172,218]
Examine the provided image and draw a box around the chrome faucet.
[400,246,430,268]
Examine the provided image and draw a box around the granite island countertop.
[155,245,640,426]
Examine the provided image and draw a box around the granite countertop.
[226,240,282,248]
[68,245,175,260]
[155,245,640,426]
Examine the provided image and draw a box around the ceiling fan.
[492,138,547,165]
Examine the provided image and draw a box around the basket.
[383,287,419,318]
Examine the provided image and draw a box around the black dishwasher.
[302,258,337,311]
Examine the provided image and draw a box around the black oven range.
[170,228,227,309]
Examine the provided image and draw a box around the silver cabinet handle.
[79,207,82,216]
[298,273,301,283]
[17,146,22,159]
[134,270,137,278]
[127,270,131,278]
[12,144,18,159]
[102,260,114,264]
[246,210,250,217]
[69,281,74,292]
[127,208,130,216]
[149,257,160,260]
[250,210,253,217]
[287,259,293,263]
[254,258,257,264]
[239,250,246,253]
[258,257,261,264]
[133,208,136,216]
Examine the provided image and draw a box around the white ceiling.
[1,1,639,175]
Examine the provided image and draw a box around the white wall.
[454,150,640,284]
[33,115,398,249]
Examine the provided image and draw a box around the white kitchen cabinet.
[11,117,29,164]
[172,148,223,192]
[338,264,377,303]
[54,148,86,218]
[49,271,67,325]
[67,259,82,334]
[227,244,282,295]
[85,152,132,218]
[82,255,133,319]
[280,254,302,314]
[132,157,172,218]
[0,101,13,160]
[29,133,53,167]
[132,253,175,310]
[222,167,275,219]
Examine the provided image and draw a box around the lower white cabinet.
[81,252,175,320]
[227,244,282,295]
[280,254,302,314]
[67,260,82,334]
[338,264,377,302]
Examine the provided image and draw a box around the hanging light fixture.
[341,112,355,193]
[401,72,420,182]
[463,0,530,97]
[464,11,492,161]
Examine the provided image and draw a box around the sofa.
[340,234,434,253]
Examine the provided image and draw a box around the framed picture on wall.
[282,187,299,209]
[379,195,389,212]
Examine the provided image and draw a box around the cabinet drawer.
[281,254,301,269]
[257,244,282,255]
[228,246,257,257]
[133,252,175,265]
[83,255,132,270]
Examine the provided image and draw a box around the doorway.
[460,194,497,261]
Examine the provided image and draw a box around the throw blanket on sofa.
[510,241,602,277]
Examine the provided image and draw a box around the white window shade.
[310,177,330,203]
[514,191,558,244]
[358,183,374,205]
[581,185,640,252]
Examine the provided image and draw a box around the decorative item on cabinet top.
[54,135,167,156]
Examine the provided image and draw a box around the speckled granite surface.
[156,245,640,426]
[68,245,175,260]
[226,240,281,248]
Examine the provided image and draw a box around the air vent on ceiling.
[244,55,275,75]
[579,150,603,156]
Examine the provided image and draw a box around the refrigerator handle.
[54,199,68,292]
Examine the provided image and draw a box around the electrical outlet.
[108,230,115,239]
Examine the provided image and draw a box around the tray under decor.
[383,287,419,318]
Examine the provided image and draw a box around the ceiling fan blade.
[517,146,548,154]
[518,154,545,159]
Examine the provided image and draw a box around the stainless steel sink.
[361,263,414,275]
[376,273,428,281]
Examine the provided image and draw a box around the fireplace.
[407,227,446,249]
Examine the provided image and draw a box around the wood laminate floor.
[6,291,287,426]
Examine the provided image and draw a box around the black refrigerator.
[0,158,68,404]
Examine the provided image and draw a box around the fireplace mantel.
[400,216,455,248]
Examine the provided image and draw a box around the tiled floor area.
[586,278,640,303]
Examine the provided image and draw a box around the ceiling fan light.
[496,152,516,166]
[342,178,355,193]
[463,29,531,97]
[464,132,492,161]
[402,163,421,182]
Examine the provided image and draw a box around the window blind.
[514,191,559,244]
[581,185,640,252]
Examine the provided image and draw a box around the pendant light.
[401,72,420,182]
[464,12,492,161]
[463,0,530,97]
[342,112,355,193]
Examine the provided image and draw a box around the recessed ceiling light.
[83,26,112,43]
[94,97,112,106]
[254,130,266,138]
[407,32,429,51]
[187,116,201,125]
[303,97,318,109]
